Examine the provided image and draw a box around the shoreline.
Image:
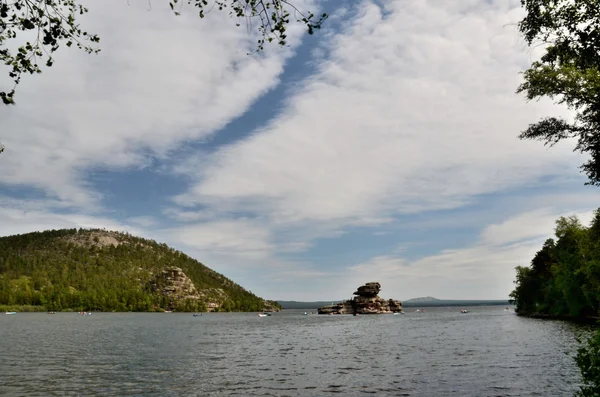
[517,311,600,325]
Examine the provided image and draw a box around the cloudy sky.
[1,0,598,301]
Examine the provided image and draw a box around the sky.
[1,0,599,302]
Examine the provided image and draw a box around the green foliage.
[0,0,100,105]
[0,304,47,312]
[1,0,326,105]
[0,228,272,312]
[576,330,600,397]
[510,212,600,318]
[170,1,327,51]
[517,0,600,185]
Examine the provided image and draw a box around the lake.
[0,306,591,396]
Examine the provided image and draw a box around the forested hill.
[0,229,280,312]
[510,209,600,320]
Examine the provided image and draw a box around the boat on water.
[302,312,308,316]
[460,309,469,314]
[5,311,16,315]
[193,313,202,317]
[257,313,269,317]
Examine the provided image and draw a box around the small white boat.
[5,312,16,315]
[257,313,268,317]
[460,309,469,314]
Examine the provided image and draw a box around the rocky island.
[317,282,402,314]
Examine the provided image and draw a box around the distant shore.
[277,299,512,310]
[516,311,600,325]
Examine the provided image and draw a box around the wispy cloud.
[1,0,599,302]
[170,0,581,232]
[0,0,310,208]
[0,206,147,238]
[343,207,596,300]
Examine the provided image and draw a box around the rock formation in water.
[317,282,403,314]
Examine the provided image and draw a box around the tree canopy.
[517,0,600,185]
[0,0,326,105]
[510,211,600,318]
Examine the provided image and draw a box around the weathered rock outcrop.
[147,266,282,312]
[63,230,121,248]
[148,266,201,302]
[317,282,403,314]
[262,300,282,312]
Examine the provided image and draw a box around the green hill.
[0,228,280,313]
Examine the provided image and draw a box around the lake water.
[0,306,592,396]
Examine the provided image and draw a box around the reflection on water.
[0,307,591,396]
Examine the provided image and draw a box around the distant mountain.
[403,296,440,303]
[402,299,511,307]
[0,228,280,312]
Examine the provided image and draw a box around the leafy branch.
[171,0,327,52]
[0,0,100,105]
[0,0,326,106]
[517,0,600,185]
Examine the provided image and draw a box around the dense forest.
[0,229,280,312]
[510,209,600,319]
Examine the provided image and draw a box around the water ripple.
[0,308,591,396]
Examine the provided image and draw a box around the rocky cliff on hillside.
[149,267,201,302]
[317,282,402,314]
[148,266,281,312]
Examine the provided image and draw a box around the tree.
[517,0,600,185]
[575,330,600,397]
[0,0,327,105]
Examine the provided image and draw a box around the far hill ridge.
[403,296,440,303]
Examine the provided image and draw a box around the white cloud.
[171,0,583,236]
[0,206,147,238]
[0,0,311,208]
[167,219,275,260]
[342,207,597,300]
[480,208,562,246]
[3,0,600,303]
[156,0,600,301]
[127,216,158,228]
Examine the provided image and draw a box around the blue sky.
[1,0,600,301]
